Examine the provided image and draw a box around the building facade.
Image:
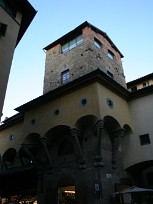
[0,0,36,121]
[0,22,153,204]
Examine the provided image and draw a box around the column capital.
[93,119,104,133]
[70,127,81,137]
[40,136,51,145]
[110,128,124,140]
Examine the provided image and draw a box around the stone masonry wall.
[43,26,126,94]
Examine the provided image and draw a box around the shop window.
[58,186,75,204]
[61,34,83,53]
[94,38,102,49]
[61,70,70,85]
[139,134,150,146]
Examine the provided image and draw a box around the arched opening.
[75,114,97,130]
[45,125,71,141]
[58,176,76,204]
[3,148,17,163]
[44,125,76,166]
[58,139,74,156]
[23,133,41,145]
[74,115,98,153]
[104,115,121,133]
[103,115,123,169]
[2,148,17,169]
[21,133,41,165]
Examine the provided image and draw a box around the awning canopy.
[115,186,153,194]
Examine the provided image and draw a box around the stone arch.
[74,115,98,151]
[75,114,98,130]
[73,115,103,168]
[44,125,75,165]
[44,125,73,155]
[121,124,134,170]
[23,133,41,145]
[2,148,17,169]
[121,124,133,151]
[58,175,75,187]
[3,148,17,162]
[19,133,41,166]
[123,124,133,135]
[104,115,121,132]
[74,114,99,153]
[45,125,71,141]
[103,115,123,168]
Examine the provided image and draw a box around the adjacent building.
[0,21,153,204]
[0,0,36,121]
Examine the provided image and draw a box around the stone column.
[40,136,53,174]
[37,166,44,204]
[93,119,104,167]
[110,128,124,168]
[70,127,86,169]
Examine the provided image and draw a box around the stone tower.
[43,21,126,94]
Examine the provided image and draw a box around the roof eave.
[15,0,37,46]
[43,21,124,58]
[15,69,129,113]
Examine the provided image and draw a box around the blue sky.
[2,0,153,120]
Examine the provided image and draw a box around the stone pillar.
[37,167,44,204]
[40,136,53,174]
[93,119,104,167]
[110,128,124,168]
[70,127,86,169]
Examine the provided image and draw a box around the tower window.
[61,34,83,53]
[61,70,70,84]
[107,70,114,78]
[139,134,150,146]
[94,38,102,49]
[108,50,115,60]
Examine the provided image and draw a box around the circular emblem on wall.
[81,98,87,106]
[54,109,60,115]
[106,98,113,108]
[9,135,14,141]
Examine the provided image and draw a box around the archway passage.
[58,186,76,204]
[0,166,37,203]
[58,177,76,204]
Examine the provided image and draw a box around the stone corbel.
[110,128,124,169]
[93,119,105,167]
[70,127,86,169]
